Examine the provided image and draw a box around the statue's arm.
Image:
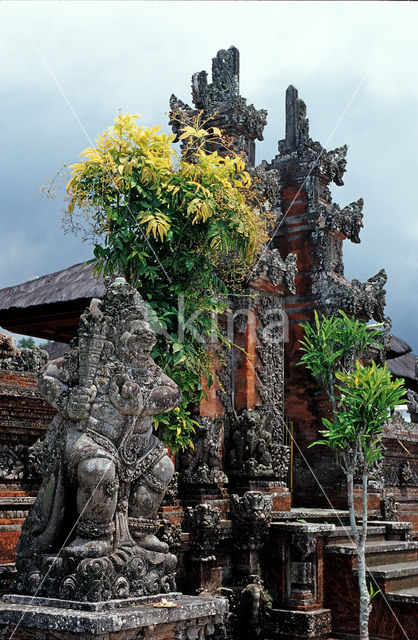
[37,360,70,412]
[38,360,97,419]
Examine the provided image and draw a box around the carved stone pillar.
[230,491,272,576]
[182,504,222,594]
[271,522,333,610]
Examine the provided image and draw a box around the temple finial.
[280,85,309,152]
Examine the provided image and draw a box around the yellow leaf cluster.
[138,211,171,242]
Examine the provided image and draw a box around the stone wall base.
[0,592,228,640]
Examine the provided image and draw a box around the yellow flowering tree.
[65,113,271,449]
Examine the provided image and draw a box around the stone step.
[368,519,413,541]
[386,586,418,604]
[355,561,418,592]
[325,540,418,567]
[326,525,386,544]
[286,507,350,525]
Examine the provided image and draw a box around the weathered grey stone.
[228,408,289,482]
[381,493,399,522]
[230,492,272,551]
[14,278,182,601]
[180,417,227,486]
[0,347,48,374]
[183,504,221,562]
[268,607,332,639]
[0,593,228,638]
[170,46,266,167]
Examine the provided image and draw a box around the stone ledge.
[354,560,418,579]
[268,607,332,639]
[325,540,418,555]
[272,521,335,535]
[386,587,418,603]
[0,593,228,637]
[3,592,186,612]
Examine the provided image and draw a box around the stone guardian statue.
[15,277,181,601]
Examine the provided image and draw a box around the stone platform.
[0,592,228,639]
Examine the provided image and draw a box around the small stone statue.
[15,278,181,601]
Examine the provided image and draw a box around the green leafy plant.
[299,310,406,640]
[64,113,271,450]
[368,581,381,600]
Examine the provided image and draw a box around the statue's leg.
[66,456,118,559]
[129,454,174,552]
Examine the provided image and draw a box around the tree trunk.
[358,473,371,640]
[346,471,370,640]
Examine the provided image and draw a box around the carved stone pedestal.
[0,593,228,640]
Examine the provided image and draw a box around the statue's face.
[120,322,156,365]
[128,325,156,363]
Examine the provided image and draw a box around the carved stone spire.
[169,46,267,166]
[192,46,240,108]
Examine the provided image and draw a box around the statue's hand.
[67,385,97,420]
[121,380,140,400]
[109,376,142,415]
[38,375,62,403]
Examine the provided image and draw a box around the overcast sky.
[0,1,417,351]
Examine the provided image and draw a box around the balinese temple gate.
[0,47,416,640]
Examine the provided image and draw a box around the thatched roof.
[0,262,104,342]
[0,262,104,310]
[387,335,412,359]
[385,335,417,391]
[387,351,417,389]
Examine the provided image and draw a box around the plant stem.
[328,372,338,421]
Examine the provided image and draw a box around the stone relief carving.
[162,471,179,506]
[381,494,399,522]
[181,417,227,485]
[14,278,181,601]
[252,160,280,206]
[157,518,182,552]
[407,389,418,423]
[228,408,289,483]
[400,461,413,486]
[183,504,221,562]
[216,342,234,413]
[256,290,286,444]
[0,445,26,480]
[219,575,269,640]
[355,458,384,491]
[251,249,297,295]
[323,198,364,244]
[316,144,348,187]
[351,269,387,322]
[313,268,387,324]
[383,464,401,487]
[0,442,43,481]
[0,347,48,374]
[291,532,317,560]
[174,614,224,640]
[230,492,272,550]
